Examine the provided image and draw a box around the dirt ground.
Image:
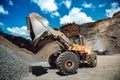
[23,54,120,80]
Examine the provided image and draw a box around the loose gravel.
[0,45,42,80]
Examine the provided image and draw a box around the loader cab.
[70,35,85,46]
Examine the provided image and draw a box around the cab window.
[70,36,80,45]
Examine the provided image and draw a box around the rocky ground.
[0,36,43,80]
[0,45,29,80]
[24,54,120,80]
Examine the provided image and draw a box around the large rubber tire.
[87,52,97,67]
[48,53,59,68]
[57,51,79,75]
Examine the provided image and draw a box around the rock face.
[60,11,120,54]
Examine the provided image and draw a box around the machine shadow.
[56,71,78,76]
[29,66,48,76]
[29,63,90,76]
[79,63,90,68]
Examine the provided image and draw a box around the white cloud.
[111,2,119,8]
[31,0,60,18]
[7,26,31,39]
[60,7,94,25]
[99,3,106,8]
[0,22,4,26]
[106,2,120,17]
[0,5,9,15]
[9,0,13,6]
[31,0,58,12]
[82,2,94,8]
[64,0,72,9]
[50,11,60,17]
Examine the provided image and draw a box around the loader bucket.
[28,12,51,40]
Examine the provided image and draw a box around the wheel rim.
[65,60,74,69]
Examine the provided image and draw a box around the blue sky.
[0,0,120,39]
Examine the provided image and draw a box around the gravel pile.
[0,45,42,80]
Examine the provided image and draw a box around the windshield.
[70,36,80,45]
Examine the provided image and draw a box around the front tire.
[57,51,79,75]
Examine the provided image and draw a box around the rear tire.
[48,53,59,68]
[57,51,79,75]
[87,52,97,67]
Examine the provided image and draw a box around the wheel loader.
[26,12,97,75]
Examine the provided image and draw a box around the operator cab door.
[69,35,85,46]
